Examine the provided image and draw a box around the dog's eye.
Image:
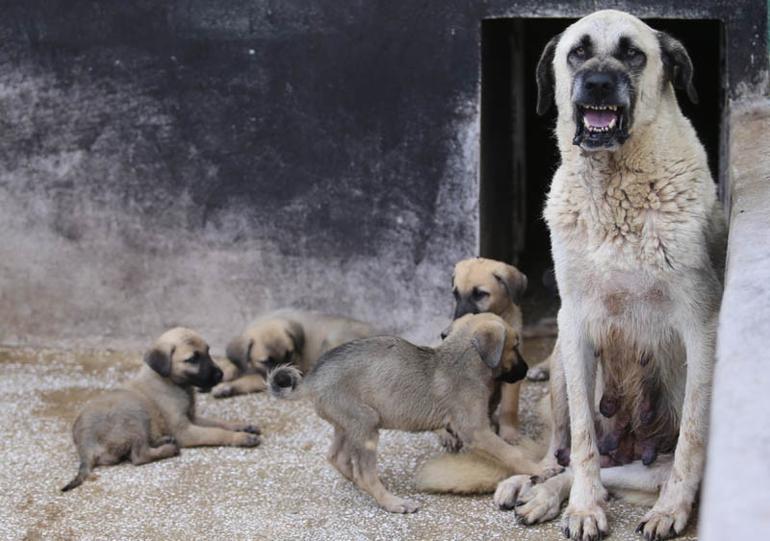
[472,288,489,300]
[626,47,640,58]
[572,46,586,58]
[184,354,199,364]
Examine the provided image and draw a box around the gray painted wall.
[0,1,766,351]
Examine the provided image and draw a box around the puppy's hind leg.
[327,426,354,482]
[130,437,179,466]
[349,431,419,514]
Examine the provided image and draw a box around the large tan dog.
[62,328,261,491]
[494,10,726,541]
[451,257,528,442]
[213,309,374,398]
[267,313,535,513]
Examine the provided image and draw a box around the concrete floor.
[0,337,697,540]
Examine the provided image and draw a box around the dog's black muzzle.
[192,357,223,392]
[572,69,632,150]
[496,360,529,384]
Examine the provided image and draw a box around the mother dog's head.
[536,10,697,151]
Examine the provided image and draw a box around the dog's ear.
[285,320,305,356]
[471,320,506,369]
[144,346,173,377]
[536,33,561,115]
[493,264,528,304]
[225,336,253,370]
[657,32,698,104]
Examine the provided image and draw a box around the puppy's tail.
[415,432,546,494]
[61,459,92,492]
[267,365,306,400]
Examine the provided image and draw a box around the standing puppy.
[267,313,535,513]
[507,10,726,541]
[451,258,529,442]
[214,309,374,398]
[62,328,261,492]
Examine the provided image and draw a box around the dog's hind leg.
[349,431,420,514]
[327,426,354,482]
[130,438,179,466]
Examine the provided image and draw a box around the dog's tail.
[267,365,306,400]
[415,432,546,494]
[416,394,550,494]
[61,458,93,492]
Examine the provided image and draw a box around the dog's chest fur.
[545,148,710,332]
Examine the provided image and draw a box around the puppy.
[267,313,535,513]
[213,309,374,398]
[62,327,261,492]
[496,11,727,540]
[451,257,530,443]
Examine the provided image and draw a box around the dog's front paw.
[527,364,550,381]
[238,424,261,435]
[212,384,235,399]
[636,503,691,540]
[235,432,261,447]
[437,429,463,453]
[494,474,533,510]
[516,479,563,525]
[561,502,608,541]
[382,497,420,514]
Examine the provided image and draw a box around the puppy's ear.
[225,336,253,370]
[493,264,528,304]
[657,32,698,104]
[144,346,173,377]
[471,321,506,369]
[285,320,305,356]
[536,33,561,115]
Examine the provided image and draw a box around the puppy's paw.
[527,364,550,382]
[437,429,463,453]
[515,479,564,525]
[236,432,261,447]
[636,503,690,540]
[212,384,235,399]
[561,502,608,541]
[382,497,420,514]
[239,424,261,435]
[494,475,533,510]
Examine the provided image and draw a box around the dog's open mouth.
[573,104,629,149]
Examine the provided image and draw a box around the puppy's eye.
[472,288,489,300]
[184,354,199,364]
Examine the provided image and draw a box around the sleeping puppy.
[213,309,374,398]
[62,327,260,492]
[451,257,531,444]
[267,313,536,513]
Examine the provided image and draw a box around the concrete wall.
[0,1,766,351]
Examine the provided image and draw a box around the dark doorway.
[480,17,724,324]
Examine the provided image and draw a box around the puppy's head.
[225,319,305,375]
[446,313,529,383]
[451,258,527,321]
[537,9,697,152]
[144,327,222,391]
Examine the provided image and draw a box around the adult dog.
[497,10,726,541]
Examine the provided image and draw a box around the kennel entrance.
[479,17,724,322]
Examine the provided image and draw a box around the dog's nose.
[583,71,616,97]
